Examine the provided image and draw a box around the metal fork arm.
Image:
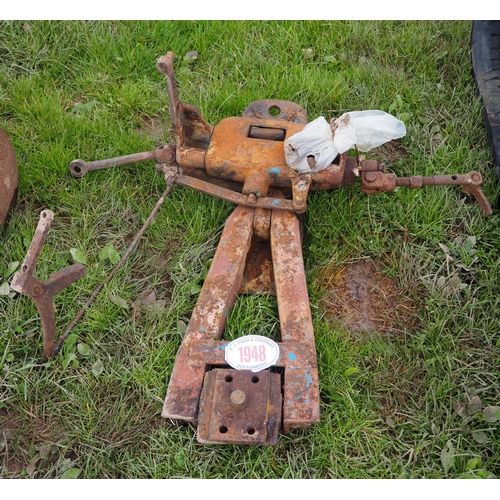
[10,210,86,360]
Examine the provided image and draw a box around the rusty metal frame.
[162,203,319,444]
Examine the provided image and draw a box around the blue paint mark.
[287,352,297,361]
[268,199,280,205]
[305,399,310,404]
[269,167,280,174]
[199,327,206,332]
[305,371,313,388]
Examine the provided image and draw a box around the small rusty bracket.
[197,369,282,445]
[10,210,86,360]
[156,52,213,156]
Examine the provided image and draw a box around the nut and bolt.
[247,193,257,204]
[364,172,378,183]
[230,389,247,410]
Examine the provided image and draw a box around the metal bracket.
[197,368,282,445]
[10,210,87,360]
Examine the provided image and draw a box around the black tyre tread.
[471,20,500,172]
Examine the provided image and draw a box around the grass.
[0,20,499,479]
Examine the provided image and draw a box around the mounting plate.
[197,368,282,446]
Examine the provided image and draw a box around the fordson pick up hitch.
[15,52,491,445]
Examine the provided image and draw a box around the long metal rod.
[175,173,298,212]
[54,174,177,354]
[69,145,176,178]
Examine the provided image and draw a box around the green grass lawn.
[0,20,499,479]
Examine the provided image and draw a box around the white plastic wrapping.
[347,110,406,151]
[284,110,406,174]
[284,116,338,174]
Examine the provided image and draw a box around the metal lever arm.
[157,164,308,213]
[360,166,492,216]
[69,145,176,178]
[462,182,492,217]
[396,171,492,216]
[156,52,180,129]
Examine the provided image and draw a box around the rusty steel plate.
[238,239,275,295]
[197,368,282,446]
[242,99,308,124]
[0,128,18,230]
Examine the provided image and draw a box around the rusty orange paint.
[205,116,305,196]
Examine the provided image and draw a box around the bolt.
[159,150,175,163]
[32,284,43,296]
[230,389,247,410]
[365,172,378,183]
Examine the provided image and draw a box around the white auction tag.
[224,335,280,372]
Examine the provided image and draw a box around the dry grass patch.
[318,259,420,336]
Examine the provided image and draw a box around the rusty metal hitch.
[63,50,493,446]
[10,210,87,360]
